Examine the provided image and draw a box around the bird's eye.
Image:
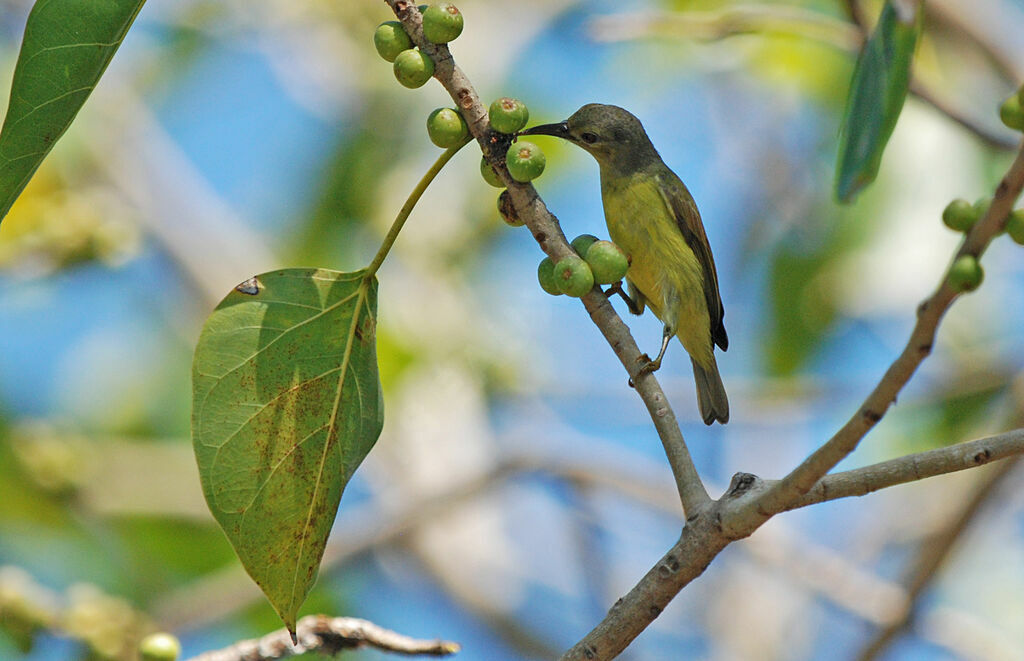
[580,132,599,144]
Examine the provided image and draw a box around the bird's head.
[519,103,659,174]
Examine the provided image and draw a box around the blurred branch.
[843,0,1022,83]
[781,428,1024,510]
[185,615,459,660]
[0,567,151,659]
[153,461,522,630]
[842,0,1018,150]
[590,6,861,50]
[381,0,710,516]
[756,140,1024,517]
[855,456,1022,661]
[590,5,1018,150]
[87,85,279,310]
[403,544,563,660]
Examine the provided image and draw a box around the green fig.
[506,141,545,182]
[537,257,562,295]
[948,255,984,293]
[497,190,523,227]
[941,198,977,233]
[427,108,468,148]
[553,255,595,297]
[140,633,181,661]
[422,3,464,44]
[1000,94,1024,131]
[585,240,629,284]
[373,22,413,62]
[393,49,434,88]
[570,234,599,257]
[489,98,529,134]
[480,156,504,188]
[1007,209,1024,245]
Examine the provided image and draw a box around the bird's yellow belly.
[602,176,713,367]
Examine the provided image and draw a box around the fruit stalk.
[364,136,471,280]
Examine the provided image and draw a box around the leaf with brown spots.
[192,268,383,636]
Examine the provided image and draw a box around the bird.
[521,103,729,425]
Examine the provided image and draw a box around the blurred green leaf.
[834,0,920,203]
[290,96,409,267]
[0,0,146,224]
[766,248,837,375]
[110,516,236,602]
[192,268,383,636]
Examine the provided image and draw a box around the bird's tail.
[691,356,729,425]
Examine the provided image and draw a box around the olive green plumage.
[523,104,729,424]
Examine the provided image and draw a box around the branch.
[381,0,709,515]
[185,615,459,660]
[559,514,729,660]
[589,6,1018,150]
[589,6,862,51]
[153,461,522,630]
[782,428,1024,510]
[755,140,1024,516]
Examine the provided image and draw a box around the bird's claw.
[636,356,662,377]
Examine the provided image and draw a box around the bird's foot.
[604,281,642,315]
[628,353,661,387]
[636,355,663,377]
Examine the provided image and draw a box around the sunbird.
[522,104,729,425]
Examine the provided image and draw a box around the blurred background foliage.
[1,0,1024,659]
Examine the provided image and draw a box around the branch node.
[862,408,882,424]
[656,554,681,577]
[725,472,759,497]
[972,448,992,464]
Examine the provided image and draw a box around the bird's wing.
[654,170,728,351]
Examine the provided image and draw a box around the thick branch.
[756,141,1024,516]
[186,615,459,660]
[782,428,1024,510]
[559,509,731,661]
[382,0,709,514]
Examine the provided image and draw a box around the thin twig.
[589,6,1018,150]
[365,137,470,279]
[381,0,710,516]
[781,428,1024,510]
[589,6,862,50]
[185,614,459,660]
[756,140,1024,517]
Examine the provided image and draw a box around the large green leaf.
[192,268,383,636]
[0,0,146,224]
[834,1,921,203]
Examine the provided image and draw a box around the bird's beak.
[519,121,571,140]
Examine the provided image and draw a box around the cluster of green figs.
[941,190,1024,294]
[373,5,629,299]
[373,7,547,184]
